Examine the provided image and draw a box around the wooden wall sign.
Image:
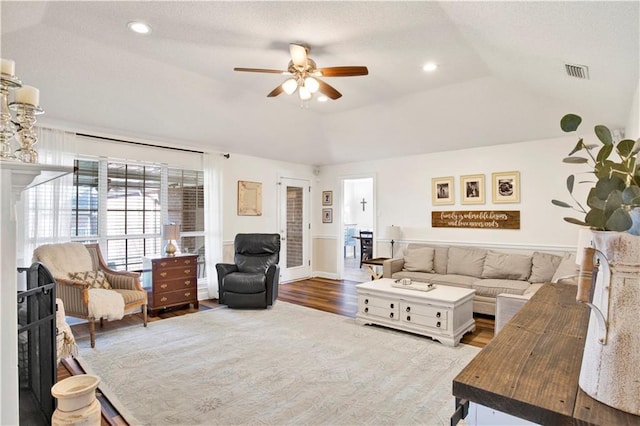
[431,210,520,229]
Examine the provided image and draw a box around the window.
[71,160,205,273]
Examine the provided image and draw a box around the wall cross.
[360,198,367,211]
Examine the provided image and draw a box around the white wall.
[626,82,639,140]
[313,134,588,276]
[343,178,374,229]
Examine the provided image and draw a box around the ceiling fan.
[234,43,368,101]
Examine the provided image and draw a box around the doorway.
[341,176,374,282]
[278,177,311,282]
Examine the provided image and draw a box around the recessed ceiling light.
[423,62,438,72]
[127,21,151,35]
[317,95,329,102]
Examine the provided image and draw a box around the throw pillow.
[403,247,435,272]
[551,254,579,283]
[529,251,563,283]
[68,270,112,289]
[447,247,487,277]
[481,251,533,281]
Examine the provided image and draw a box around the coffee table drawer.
[402,303,448,321]
[359,294,399,310]
[403,312,448,330]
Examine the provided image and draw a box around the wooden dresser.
[142,254,199,314]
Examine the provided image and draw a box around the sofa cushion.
[551,254,578,283]
[447,247,487,277]
[403,247,434,272]
[433,246,449,275]
[482,251,532,281]
[529,251,563,283]
[429,274,477,288]
[471,279,530,297]
[68,270,112,289]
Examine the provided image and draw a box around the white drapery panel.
[17,127,76,266]
[203,152,223,298]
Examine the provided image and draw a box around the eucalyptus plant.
[552,113,640,232]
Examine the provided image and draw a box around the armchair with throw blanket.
[216,233,281,309]
[33,242,147,348]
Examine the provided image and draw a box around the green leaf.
[595,176,626,200]
[585,208,606,229]
[595,125,613,145]
[617,139,636,158]
[622,186,640,205]
[568,139,584,156]
[552,199,572,208]
[632,139,640,154]
[564,217,588,226]
[563,157,589,164]
[596,144,613,163]
[605,208,632,232]
[566,175,575,193]
[561,114,582,132]
[604,189,623,218]
[587,187,605,209]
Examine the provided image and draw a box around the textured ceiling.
[1,1,638,165]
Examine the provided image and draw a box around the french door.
[278,177,311,282]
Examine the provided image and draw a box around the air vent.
[565,63,589,79]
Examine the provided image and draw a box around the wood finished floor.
[61,277,494,425]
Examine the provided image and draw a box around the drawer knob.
[184,269,191,274]
[185,260,191,264]
[160,262,167,267]
[436,312,441,318]
[364,307,368,313]
[160,284,167,289]
[390,303,394,309]
[184,292,191,297]
[160,272,167,278]
[407,315,411,321]
[364,299,368,305]
[436,321,441,328]
[160,296,167,302]
[406,307,411,313]
[389,312,394,319]
[185,280,191,285]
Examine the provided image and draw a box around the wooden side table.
[361,257,390,280]
[142,254,198,314]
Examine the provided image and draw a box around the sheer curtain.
[17,127,76,266]
[203,152,223,298]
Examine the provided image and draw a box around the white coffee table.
[355,278,476,347]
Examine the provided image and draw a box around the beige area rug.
[77,302,480,426]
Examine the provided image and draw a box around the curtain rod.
[76,132,204,154]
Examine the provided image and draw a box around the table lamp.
[386,225,402,258]
[163,224,180,256]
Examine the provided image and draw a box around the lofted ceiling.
[1,1,638,166]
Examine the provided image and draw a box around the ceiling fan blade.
[267,84,284,98]
[234,67,289,74]
[289,43,308,68]
[317,79,342,100]
[317,66,369,77]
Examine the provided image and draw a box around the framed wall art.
[322,208,333,223]
[492,171,520,203]
[460,174,485,205]
[237,180,263,216]
[432,176,454,205]
[322,190,333,206]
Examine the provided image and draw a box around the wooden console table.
[361,257,389,280]
[452,283,640,425]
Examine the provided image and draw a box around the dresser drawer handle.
[436,312,441,318]
[436,321,441,328]
[406,315,411,321]
[160,284,167,289]
[389,312,394,319]
[364,299,368,305]
[160,296,167,302]
[185,280,191,285]
[406,307,411,313]
[184,269,191,274]
[364,307,368,313]
[389,303,394,309]
[160,272,167,278]
[184,260,191,265]
[160,262,167,267]
[184,292,191,297]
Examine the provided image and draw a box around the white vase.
[51,374,101,425]
[579,231,640,415]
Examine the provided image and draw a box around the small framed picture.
[322,208,333,223]
[432,176,454,205]
[322,190,333,206]
[460,174,485,205]
[492,171,520,203]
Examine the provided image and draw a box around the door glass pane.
[286,186,303,268]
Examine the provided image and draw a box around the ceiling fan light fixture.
[298,85,312,101]
[304,77,320,93]
[317,95,329,102]
[282,78,298,95]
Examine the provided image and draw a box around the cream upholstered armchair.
[33,242,147,348]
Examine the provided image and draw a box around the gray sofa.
[383,243,577,316]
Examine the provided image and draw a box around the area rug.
[76,302,480,425]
